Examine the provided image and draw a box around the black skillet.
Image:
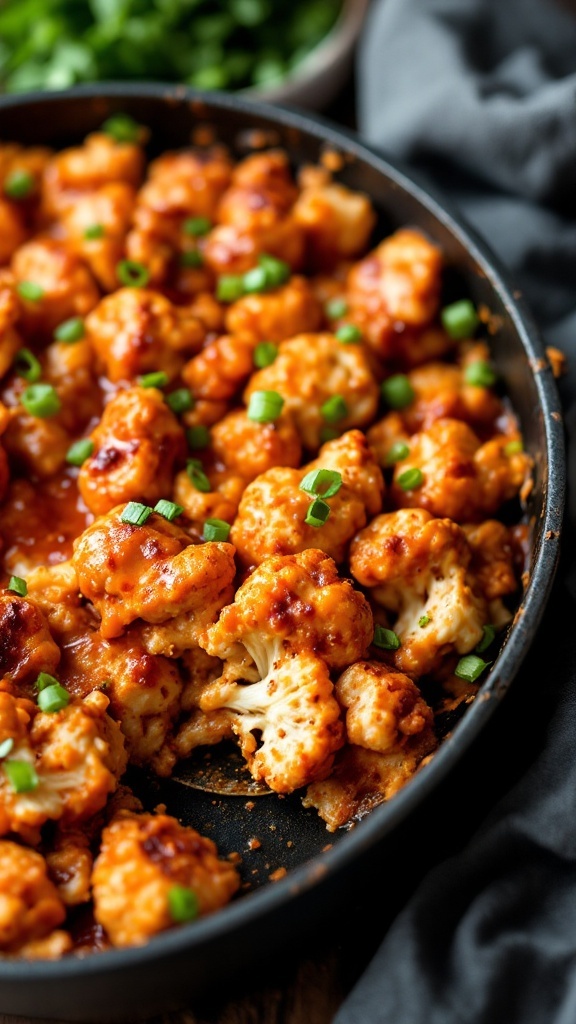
[0,85,565,1021]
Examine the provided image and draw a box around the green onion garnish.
[242,266,268,293]
[321,395,348,424]
[186,425,210,450]
[102,114,141,144]
[180,250,204,269]
[476,624,496,654]
[14,348,41,383]
[35,672,60,691]
[4,169,34,199]
[167,389,195,415]
[167,885,199,923]
[325,297,348,320]
[139,371,169,389]
[253,342,278,369]
[381,374,415,410]
[154,499,184,522]
[84,224,105,240]
[464,360,497,388]
[441,299,479,340]
[116,260,150,288]
[54,317,85,343]
[17,281,44,302]
[247,390,284,423]
[186,459,211,493]
[385,441,410,465]
[216,275,246,303]
[300,468,342,499]
[256,252,291,289]
[397,467,423,491]
[373,625,401,650]
[419,614,430,628]
[21,383,61,419]
[202,518,231,542]
[454,654,490,683]
[7,576,26,597]
[37,682,70,714]
[120,502,153,526]
[0,738,14,759]
[66,439,94,467]
[335,324,362,344]
[4,759,38,793]
[305,497,331,527]
[504,439,524,456]
[183,217,212,238]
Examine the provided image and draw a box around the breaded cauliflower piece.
[173,468,243,532]
[181,332,257,401]
[346,228,443,359]
[77,386,186,516]
[293,180,376,269]
[0,271,22,377]
[3,400,72,480]
[72,506,236,643]
[231,430,384,566]
[61,182,136,291]
[86,288,205,383]
[0,198,27,266]
[0,840,70,956]
[92,810,240,948]
[224,276,323,342]
[463,520,518,602]
[42,338,102,435]
[42,132,144,218]
[350,508,487,677]
[0,590,60,688]
[0,689,127,841]
[335,661,434,753]
[173,648,233,760]
[210,408,302,482]
[389,418,532,522]
[44,825,93,906]
[11,238,100,339]
[25,560,86,641]
[244,333,379,449]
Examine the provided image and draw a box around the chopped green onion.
[247,390,284,423]
[4,169,34,199]
[385,441,410,465]
[257,252,291,289]
[186,459,211,493]
[35,672,60,691]
[37,682,70,714]
[17,281,44,302]
[84,224,105,240]
[180,250,204,269]
[464,360,497,388]
[7,576,26,597]
[476,624,496,654]
[319,426,339,444]
[0,738,14,759]
[14,348,41,383]
[154,499,184,522]
[186,425,210,450]
[54,317,85,343]
[21,383,61,419]
[138,371,169,389]
[217,275,246,303]
[335,323,362,344]
[253,342,278,369]
[419,614,430,628]
[168,885,199,923]
[4,759,38,793]
[300,469,342,499]
[320,395,348,424]
[102,114,141,144]
[325,297,348,320]
[120,502,153,526]
[66,439,94,467]
[183,217,212,238]
[243,266,268,293]
[202,518,231,542]
[167,389,195,415]
[441,299,479,340]
[397,467,423,491]
[373,625,401,650]
[504,439,524,456]
[117,260,150,288]
[305,497,331,527]
[455,654,490,683]
[381,374,415,410]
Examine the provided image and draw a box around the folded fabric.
[335,1,576,1020]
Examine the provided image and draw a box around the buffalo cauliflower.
[293,178,376,269]
[0,840,71,957]
[11,238,99,340]
[224,275,322,342]
[0,590,60,689]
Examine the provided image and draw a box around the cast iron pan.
[0,85,565,1021]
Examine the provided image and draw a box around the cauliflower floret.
[181,332,257,401]
[0,198,27,266]
[86,288,205,383]
[293,180,376,269]
[25,560,86,641]
[77,386,186,516]
[389,418,532,522]
[2,400,72,480]
[60,182,136,291]
[335,661,434,753]
[346,228,443,359]
[0,590,60,688]
[0,271,22,377]
[463,519,519,628]
[210,408,302,482]
[72,506,236,642]
[44,825,93,906]
[200,648,344,792]
[173,467,243,533]
[11,238,100,339]
[92,810,240,948]
[230,430,384,566]
[224,276,323,342]
[244,333,379,449]
[0,840,69,955]
[173,648,233,760]
[42,132,144,218]
[0,689,127,841]
[350,508,487,677]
